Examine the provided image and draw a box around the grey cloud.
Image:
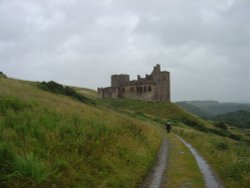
[0,0,249,102]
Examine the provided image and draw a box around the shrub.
[37,81,96,105]
[228,133,242,141]
[214,142,229,151]
[213,121,228,130]
[0,71,7,78]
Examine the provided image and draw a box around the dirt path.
[142,137,168,188]
[176,135,223,188]
[143,134,223,188]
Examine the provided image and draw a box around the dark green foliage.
[37,81,96,105]
[13,153,49,184]
[213,121,228,130]
[180,117,207,132]
[214,142,229,151]
[228,133,242,141]
[180,117,245,141]
[0,144,15,176]
[215,110,250,129]
[0,97,32,113]
[0,71,7,78]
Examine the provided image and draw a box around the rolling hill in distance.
[176,101,250,129]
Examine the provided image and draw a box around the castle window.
[122,88,125,92]
[148,86,152,92]
[144,86,147,92]
[137,86,139,92]
[140,87,143,93]
[130,87,134,92]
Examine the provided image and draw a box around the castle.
[98,64,170,102]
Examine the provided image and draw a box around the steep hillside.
[0,77,163,188]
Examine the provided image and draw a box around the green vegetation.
[0,71,7,78]
[0,77,163,187]
[164,134,204,188]
[174,126,250,188]
[37,81,96,105]
[99,98,250,187]
[177,101,250,117]
[1,76,249,187]
[215,110,250,129]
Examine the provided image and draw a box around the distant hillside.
[215,110,250,129]
[176,102,214,119]
[176,100,250,118]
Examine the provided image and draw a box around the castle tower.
[111,74,129,87]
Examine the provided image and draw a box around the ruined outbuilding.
[98,64,170,102]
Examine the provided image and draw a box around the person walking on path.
[165,122,171,133]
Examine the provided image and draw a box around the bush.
[214,142,229,151]
[213,121,228,130]
[37,81,96,105]
[0,71,7,78]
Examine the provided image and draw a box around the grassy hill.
[0,77,163,187]
[0,76,250,187]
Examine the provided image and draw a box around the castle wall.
[122,84,156,101]
[98,64,170,102]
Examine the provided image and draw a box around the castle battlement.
[98,64,170,102]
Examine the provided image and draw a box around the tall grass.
[0,77,163,187]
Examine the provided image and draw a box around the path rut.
[176,135,223,188]
[142,137,168,188]
[143,134,223,188]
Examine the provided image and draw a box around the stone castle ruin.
[98,64,170,102]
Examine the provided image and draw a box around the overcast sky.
[0,0,250,102]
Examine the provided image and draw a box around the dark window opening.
[148,86,152,92]
[139,87,143,93]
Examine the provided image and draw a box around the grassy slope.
[0,78,163,188]
[98,98,250,188]
[1,77,249,187]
